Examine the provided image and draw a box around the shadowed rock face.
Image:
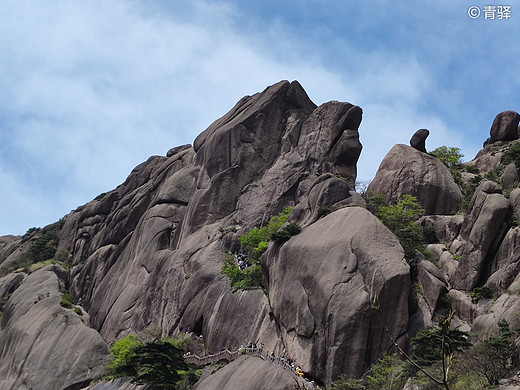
[367,144,462,215]
[451,181,510,291]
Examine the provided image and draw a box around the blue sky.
[0,0,518,235]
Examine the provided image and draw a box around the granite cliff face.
[1,81,520,389]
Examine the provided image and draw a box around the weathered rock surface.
[264,206,410,384]
[0,265,109,390]
[489,110,520,143]
[4,80,520,389]
[0,272,26,304]
[448,289,493,327]
[487,227,520,293]
[0,236,20,267]
[471,293,520,334]
[501,162,520,192]
[416,259,447,314]
[0,80,365,387]
[510,188,520,218]
[193,356,308,390]
[420,215,464,244]
[368,144,462,215]
[86,378,148,390]
[451,181,510,291]
[409,128,429,153]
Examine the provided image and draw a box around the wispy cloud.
[0,0,516,234]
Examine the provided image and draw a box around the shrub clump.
[223,207,302,292]
[470,286,493,302]
[221,254,264,291]
[270,222,302,243]
[2,219,67,277]
[60,289,76,309]
[429,146,464,170]
[366,194,429,258]
[107,333,199,388]
[238,206,293,262]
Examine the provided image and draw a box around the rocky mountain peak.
[2,83,520,389]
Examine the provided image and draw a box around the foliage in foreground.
[108,333,198,389]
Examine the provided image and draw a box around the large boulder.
[472,293,520,334]
[409,129,430,153]
[420,215,464,244]
[416,259,447,314]
[489,110,520,143]
[368,144,462,215]
[0,265,109,390]
[487,227,520,293]
[264,206,410,385]
[193,356,309,390]
[501,163,520,192]
[451,181,510,291]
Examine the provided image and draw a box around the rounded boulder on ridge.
[368,144,462,215]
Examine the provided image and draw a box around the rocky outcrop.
[471,293,520,334]
[0,80,365,387]
[367,144,462,215]
[264,206,410,384]
[416,259,447,314]
[0,265,109,390]
[193,356,308,390]
[451,181,510,291]
[420,215,463,244]
[410,129,429,153]
[0,236,21,268]
[4,79,520,389]
[501,163,520,192]
[487,227,520,293]
[489,110,520,144]
[86,379,148,390]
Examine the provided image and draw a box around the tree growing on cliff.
[107,332,195,388]
[373,293,471,390]
[462,319,517,386]
[367,194,426,258]
[238,206,293,261]
[429,146,463,170]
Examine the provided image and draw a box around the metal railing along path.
[184,346,318,389]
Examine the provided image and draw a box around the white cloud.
[0,0,486,235]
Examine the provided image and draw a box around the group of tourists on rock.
[236,252,251,270]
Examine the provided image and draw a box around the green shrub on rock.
[367,194,427,258]
[238,206,293,261]
[430,146,464,170]
[107,333,197,388]
[271,222,302,243]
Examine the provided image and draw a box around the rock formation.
[410,128,430,153]
[0,265,109,390]
[265,207,409,383]
[2,81,520,389]
[367,144,462,215]
[489,110,520,144]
